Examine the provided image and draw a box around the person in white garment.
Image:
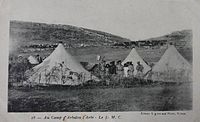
[123,62,129,77]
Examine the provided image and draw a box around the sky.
[10,0,195,40]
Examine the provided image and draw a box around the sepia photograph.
[8,0,193,112]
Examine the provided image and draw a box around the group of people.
[98,59,144,79]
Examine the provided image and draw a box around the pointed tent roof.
[152,45,192,72]
[149,45,192,82]
[28,55,39,64]
[122,48,151,75]
[28,43,98,85]
[34,43,88,73]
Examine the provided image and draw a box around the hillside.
[10,20,192,49]
[141,29,192,48]
[10,20,131,48]
[9,20,192,64]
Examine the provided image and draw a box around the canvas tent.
[146,45,192,82]
[122,48,151,75]
[28,55,39,64]
[27,43,98,86]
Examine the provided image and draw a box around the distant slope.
[141,30,192,48]
[10,20,131,47]
[138,30,192,63]
[9,20,192,64]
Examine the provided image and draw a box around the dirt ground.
[8,82,192,112]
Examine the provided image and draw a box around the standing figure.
[123,62,129,77]
[105,63,111,85]
[128,62,134,77]
[109,61,116,75]
[36,54,43,63]
[136,61,144,79]
[105,63,110,76]
[116,60,124,77]
[99,60,106,78]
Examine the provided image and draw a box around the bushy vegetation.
[8,56,33,87]
[83,76,155,89]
